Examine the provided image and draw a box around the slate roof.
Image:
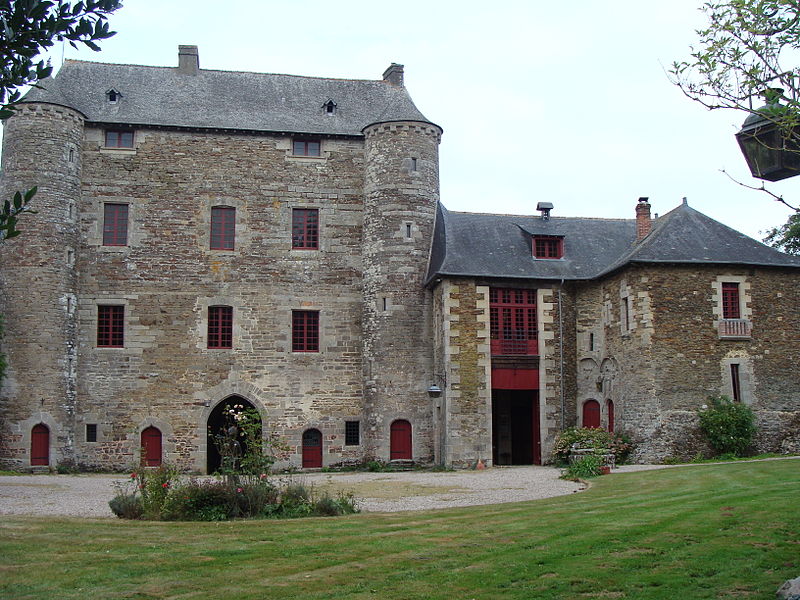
[21,59,434,136]
[426,201,800,284]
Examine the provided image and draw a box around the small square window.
[103,203,129,246]
[293,140,321,157]
[533,236,563,259]
[210,206,235,250]
[345,421,360,446]
[292,208,319,249]
[292,310,319,352]
[105,130,134,148]
[86,424,97,443]
[97,305,124,347]
[208,306,233,349]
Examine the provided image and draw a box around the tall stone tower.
[361,64,443,461]
[0,102,84,468]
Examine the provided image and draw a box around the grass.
[1,460,798,599]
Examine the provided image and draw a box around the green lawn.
[1,460,798,599]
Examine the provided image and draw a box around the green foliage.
[561,455,604,480]
[551,427,634,465]
[698,395,758,456]
[763,210,800,254]
[107,492,142,520]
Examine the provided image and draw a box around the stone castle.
[1,46,798,471]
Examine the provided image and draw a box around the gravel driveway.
[0,466,586,518]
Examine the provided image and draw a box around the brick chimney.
[178,45,199,75]
[382,63,404,87]
[636,197,652,241]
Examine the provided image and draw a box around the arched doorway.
[390,419,412,460]
[31,424,50,466]
[583,400,601,429]
[140,426,162,467]
[302,428,323,468]
[606,399,615,433]
[206,396,260,474]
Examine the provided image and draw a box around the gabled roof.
[21,59,434,136]
[426,200,800,285]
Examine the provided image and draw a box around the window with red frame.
[210,206,235,250]
[292,208,319,249]
[721,282,740,318]
[292,139,321,156]
[292,310,319,352]
[208,306,233,349]
[533,236,563,259]
[102,203,129,246]
[97,305,124,347]
[489,288,537,355]
[105,130,134,148]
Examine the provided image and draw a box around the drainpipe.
[558,280,565,431]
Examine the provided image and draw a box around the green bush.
[551,427,634,465]
[698,395,757,457]
[108,493,143,519]
[561,455,603,480]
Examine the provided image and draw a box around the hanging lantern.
[735,90,800,181]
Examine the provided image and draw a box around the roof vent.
[536,202,554,220]
[178,45,199,75]
[382,63,404,87]
[106,88,121,103]
[322,99,337,115]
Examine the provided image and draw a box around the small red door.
[390,420,412,460]
[31,424,50,466]
[141,426,162,467]
[583,400,601,429]
[302,429,322,468]
[606,399,615,433]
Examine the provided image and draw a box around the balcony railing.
[491,338,538,356]
[719,319,752,340]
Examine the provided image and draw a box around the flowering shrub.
[551,427,634,465]
[698,395,757,457]
[560,455,604,480]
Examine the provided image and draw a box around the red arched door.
[583,400,601,429]
[606,399,615,432]
[141,426,162,467]
[31,424,50,466]
[390,420,412,460]
[302,429,323,468]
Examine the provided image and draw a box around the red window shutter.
[208,306,233,349]
[103,203,129,246]
[721,283,740,319]
[210,206,235,250]
[489,288,538,355]
[292,209,319,249]
[292,310,319,352]
[97,305,124,347]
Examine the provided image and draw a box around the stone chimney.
[178,45,199,75]
[382,63,404,87]
[636,197,652,241]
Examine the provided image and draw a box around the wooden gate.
[31,424,50,466]
[583,400,601,429]
[390,420,412,460]
[141,426,162,467]
[302,429,322,468]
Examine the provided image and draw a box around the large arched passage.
[31,424,50,466]
[206,396,260,474]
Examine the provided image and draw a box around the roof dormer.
[322,99,337,115]
[105,88,122,104]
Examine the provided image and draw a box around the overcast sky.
[29,0,800,240]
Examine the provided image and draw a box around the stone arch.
[204,395,262,474]
[128,416,176,467]
[18,412,60,469]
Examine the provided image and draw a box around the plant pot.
[600,466,611,475]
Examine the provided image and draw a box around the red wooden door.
[583,400,601,429]
[302,429,322,468]
[390,420,412,460]
[31,424,50,466]
[606,399,615,433]
[141,426,162,467]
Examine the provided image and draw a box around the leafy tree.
[670,0,800,252]
[0,0,122,239]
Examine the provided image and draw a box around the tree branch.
[720,169,800,211]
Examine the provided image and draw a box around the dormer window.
[322,99,337,114]
[106,89,121,103]
[533,235,563,259]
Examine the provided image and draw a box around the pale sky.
[28,0,800,240]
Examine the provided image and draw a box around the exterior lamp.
[735,88,800,182]
[427,384,442,398]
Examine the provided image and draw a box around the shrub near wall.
[551,427,634,466]
[698,395,757,457]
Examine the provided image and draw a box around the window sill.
[99,148,136,156]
